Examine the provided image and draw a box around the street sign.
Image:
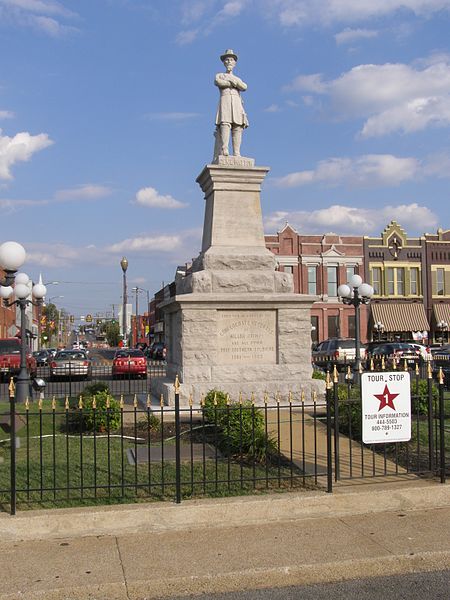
[85,314,93,323]
[361,372,411,444]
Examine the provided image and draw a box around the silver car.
[50,350,92,380]
[312,338,365,372]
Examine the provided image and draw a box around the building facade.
[265,224,368,344]
[364,221,450,344]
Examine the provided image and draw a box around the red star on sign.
[374,384,399,411]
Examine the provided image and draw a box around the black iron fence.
[0,367,448,514]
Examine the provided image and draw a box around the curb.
[0,551,449,599]
[1,481,449,542]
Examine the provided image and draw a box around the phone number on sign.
[372,424,403,431]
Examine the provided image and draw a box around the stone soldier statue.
[213,49,249,160]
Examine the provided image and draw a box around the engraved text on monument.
[217,310,276,364]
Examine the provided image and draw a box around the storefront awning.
[433,303,450,324]
[371,302,429,332]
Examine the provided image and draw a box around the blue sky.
[1,0,450,318]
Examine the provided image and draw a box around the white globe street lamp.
[338,275,374,384]
[0,243,47,403]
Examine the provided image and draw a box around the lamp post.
[337,274,374,385]
[0,242,46,403]
[373,321,384,342]
[120,257,128,346]
[437,320,449,347]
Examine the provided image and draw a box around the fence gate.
[325,367,448,488]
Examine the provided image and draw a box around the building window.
[346,266,355,283]
[397,268,405,295]
[284,265,294,274]
[328,314,339,338]
[387,267,405,296]
[387,267,395,295]
[410,267,419,295]
[347,314,355,338]
[327,266,338,297]
[437,268,445,296]
[371,267,382,295]
[307,266,317,295]
[311,316,318,344]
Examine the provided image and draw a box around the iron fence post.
[427,364,435,473]
[438,369,446,483]
[9,378,16,515]
[174,375,181,503]
[326,372,333,493]
[333,367,340,481]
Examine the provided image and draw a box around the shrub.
[137,412,161,433]
[202,389,277,462]
[329,383,362,439]
[83,381,109,397]
[312,369,327,380]
[411,379,438,415]
[69,390,121,432]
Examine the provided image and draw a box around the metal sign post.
[361,372,411,445]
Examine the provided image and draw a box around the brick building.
[265,224,368,344]
[364,221,450,344]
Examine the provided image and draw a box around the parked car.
[0,338,37,381]
[49,350,92,381]
[431,347,450,388]
[364,342,421,369]
[404,342,432,361]
[311,338,365,372]
[148,342,167,361]
[32,349,52,366]
[112,349,147,379]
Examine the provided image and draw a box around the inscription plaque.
[217,310,276,364]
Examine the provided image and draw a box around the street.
[0,347,166,401]
[169,571,450,600]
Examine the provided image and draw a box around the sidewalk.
[0,481,449,599]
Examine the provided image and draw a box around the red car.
[0,338,37,382]
[112,349,147,379]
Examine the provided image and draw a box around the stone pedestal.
[151,157,323,405]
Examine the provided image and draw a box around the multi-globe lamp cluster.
[0,241,47,403]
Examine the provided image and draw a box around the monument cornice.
[196,163,270,197]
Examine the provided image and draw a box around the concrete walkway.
[0,481,449,599]
[266,406,408,482]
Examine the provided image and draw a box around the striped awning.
[371,302,429,333]
[433,303,450,324]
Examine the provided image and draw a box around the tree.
[41,303,59,347]
[102,320,120,347]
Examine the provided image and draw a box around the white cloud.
[268,0,450,28]
[55,184,112,201]
[264,203,438,235]
[334,28,379,45]
[264,104,281,113]
[175,29,199,45]
[134,186,187,209]
[0,129,53,180]
[286,55,450,137]
[0,0,78,36]
[0,0,74,17]
[180,0,215,24]
[0,110,14,120]
[274,154,420,188]
[106,235,183,254]
[176,0,248,43]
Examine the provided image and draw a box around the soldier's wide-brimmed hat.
[220,49,238,62]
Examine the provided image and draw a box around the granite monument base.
[150,293,325,406]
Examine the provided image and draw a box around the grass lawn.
[0,401,317,512]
